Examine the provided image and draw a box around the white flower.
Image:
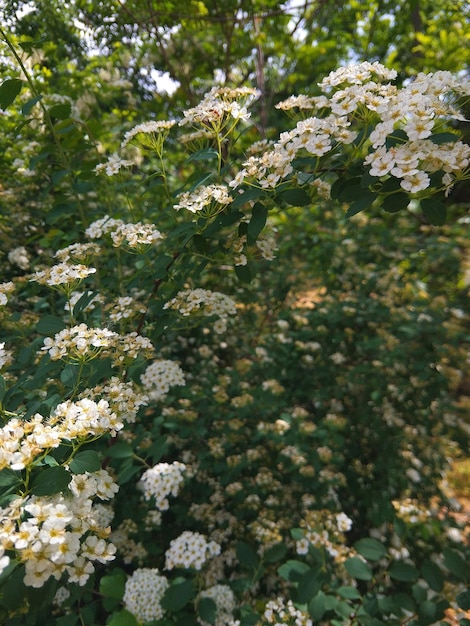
[400,171,430,193]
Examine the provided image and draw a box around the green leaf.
[337,586,362,600]
[21,94,43,115]
[0,469,22,488]
[56,614,79,626]
[418,600,436,625]
[247,203,268,239]
[344,557,373,581]
[443,547,468,581]
[187,148,219,162]
[412,583,427,603]
[280,188,311,207]
[420,198,446,225]
[161,578,194,611]
[69,450,101,474]
[31,466,72,496]
[309,591,326,621]
[49,103,72,120]
[51,169,70,185]
[345,191,377,218]
[421,559,444,592]
[147,439,168,463]
[0,78,23,109]
[296,569,323,603]
[457,590,470,610]
[72,291,99,316]
[231,187,266,208]
[35,315,67,334]
[392,592,416,613]
[334,599,355,618]
[263,543,288,564]
[290,528,304,541]
[198,597,217,625]
[278,559,310,582]
[107,609,139,626]
[100,572,126,600]
[331,177,358,201]
[382,192,410,213]
[354,538,387,562]
[0,565,26,609]
[430,132,459,144]
[18,36,48,52]
[236,542,260,570]
[117,458,141,484]
[235,263,253,283]
[389,562,419,582]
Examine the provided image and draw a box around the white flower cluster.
[164,288,237,333]
[121,120,176,148]
[81,377,148,424]
[54,242,101,263]
[112,331,155,365]
[8,246,30,270]
[228,219,278,267]
[232,62,470,198]
[0,472,117,588]
[140,359,186,401]
[174,184,232,214]
[0,281,15,306]
[110,222,163,248]
[179,86,259,128]
[198,584,237,626]
[0,399,126,472]
[0,399,116,470]
[295,509,353,560]
[106,296,146,322]
[41,324,117,362]
[40,324,154,365]
[263,597,312,626]
[139,461,186,510]
[392,498,430,524]
[94,153,133,176]
[85,215,163,248]
[53,397,124,437]
[123,568,169,623]
[318,61,398,88]
[29,263,96,288]
[165,531,221,570]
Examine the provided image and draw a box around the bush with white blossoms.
[0,39,469,626]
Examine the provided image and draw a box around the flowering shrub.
[0,27,469,626]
